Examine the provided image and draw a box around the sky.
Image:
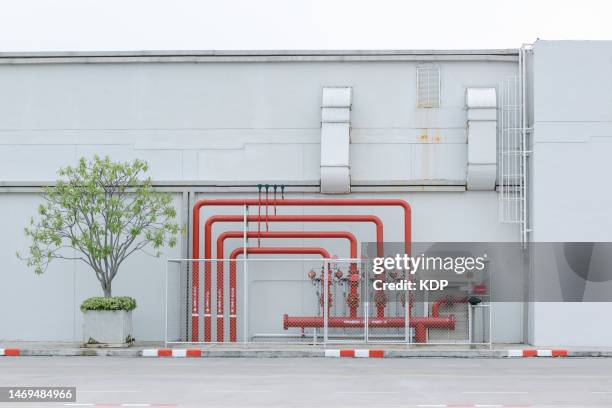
[1,0,612,52]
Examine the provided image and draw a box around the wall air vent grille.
[416,64,441,108]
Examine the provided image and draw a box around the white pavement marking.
[334,391,401,394]
[197,390,272,393]
[64,404,94,407]
[417,405,446,407]
[537,349,553,357]
[121,404,151,407]
[463,391,528,394]
[475,405,503,407]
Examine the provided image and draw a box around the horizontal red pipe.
[217,231,358,342]
[230,246,331,260]
[283,315,454,343]
[283,315,455,329]
[195,199,409,254]
[207,214,384,255]
[193,198,411,342]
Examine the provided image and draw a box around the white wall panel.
[198,143,320,182]
[530,40,612,346]
[0,60,517,185]
[0,193,183,342]
[0,145,76,182]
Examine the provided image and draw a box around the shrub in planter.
[81,296,137,312]
[18,156,178,346]
[81,297,137,346]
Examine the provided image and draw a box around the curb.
[324,349,384,358]
[508,349,568,357]
[0,347,608,358]
[142,348,202,357]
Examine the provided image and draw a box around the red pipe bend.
[206,214,383,256]
[227,246,330,342]
[198,213,385,342]
[192,198,411,342]
[431,296,469,318]
[196,198,407,261]
[217,231,358,342]
[229,246,331,260]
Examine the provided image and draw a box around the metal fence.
[165,258,491,348]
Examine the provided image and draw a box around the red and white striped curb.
[141,349,202,358]
[324,349,385,358]
[0,348,20,356]
[507,349,567,358]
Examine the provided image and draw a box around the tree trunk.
[102,281,112,298]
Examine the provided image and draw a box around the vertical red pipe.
[218,230,358,342]
[191,206,201,342]
[192,198,411,342]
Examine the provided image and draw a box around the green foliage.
[80,296,137,312]
[18,156,179,297]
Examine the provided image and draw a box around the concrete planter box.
[82,310,133,347]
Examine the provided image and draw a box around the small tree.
[19,156,179,297]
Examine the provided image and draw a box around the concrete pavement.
[2,357,612,407]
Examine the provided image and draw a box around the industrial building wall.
[530,40,612,346]
[0,59,517,185]
[0,56,522,342]
[1,191,520,342]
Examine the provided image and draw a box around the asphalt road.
[1,357,612,407]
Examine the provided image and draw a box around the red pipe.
[227,246,331,342]
[283,297,467,343]
[283,315,455,342]
[205,214,383,253]
[431,296,469,318]
[217,230,358,342]
[193,198,410,341]
[196,213,385,342]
